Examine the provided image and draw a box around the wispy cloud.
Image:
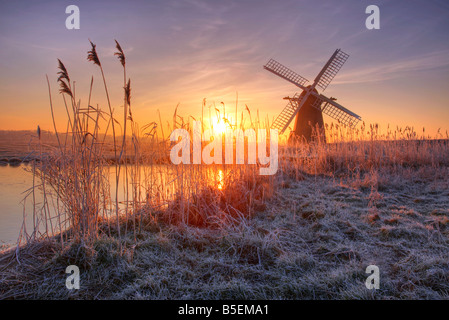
[336,50,449,85]
[0,35,65,52]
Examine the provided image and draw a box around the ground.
[1,165,448,299]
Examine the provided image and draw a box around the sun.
[213,118,227,135]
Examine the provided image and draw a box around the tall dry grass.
[16,40,449,258]
[18,40,276,251]
[2,41,448,299]
[280,122,449,180]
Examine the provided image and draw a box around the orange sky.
[1,0,449,138]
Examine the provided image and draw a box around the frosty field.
[0,131,448,299]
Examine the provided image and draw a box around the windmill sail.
[314,49,349,91]
[310,93,361,127]
[264,59,309,90]
[271,93,304,134]
[264,49,361,140]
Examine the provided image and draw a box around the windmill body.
[290,86,325,143]
[264,49,362,143]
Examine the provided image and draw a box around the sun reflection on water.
[216,169,224,190]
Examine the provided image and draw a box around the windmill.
[264,49,361,143]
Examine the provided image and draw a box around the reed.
[2,43,448,299]
[17,40,449,258]
[18,40,277,250]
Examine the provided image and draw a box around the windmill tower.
[264,49,361,143]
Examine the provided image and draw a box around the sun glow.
[216,169,224,190]
[213,118,228,135]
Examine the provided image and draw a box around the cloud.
[335,50,449,85]
[0,35,65,52]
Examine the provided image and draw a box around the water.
[0,164,32,244]
[0,163,227,245]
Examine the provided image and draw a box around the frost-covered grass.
[1,138,448,299]
[1,40,448,299]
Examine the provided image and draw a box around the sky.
[1,0,449,137]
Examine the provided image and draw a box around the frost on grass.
[0,43,448,299]
[1,156,448,299]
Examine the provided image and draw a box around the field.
[0,134,448,299]
[0,41,448,299]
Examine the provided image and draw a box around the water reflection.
[216,169,224,190]
[0,163,232,244]
[0,164,33,244]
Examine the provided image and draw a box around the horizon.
[1,0,449,137]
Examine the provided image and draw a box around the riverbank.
[1,162,448,299]
[1,130,449,299]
